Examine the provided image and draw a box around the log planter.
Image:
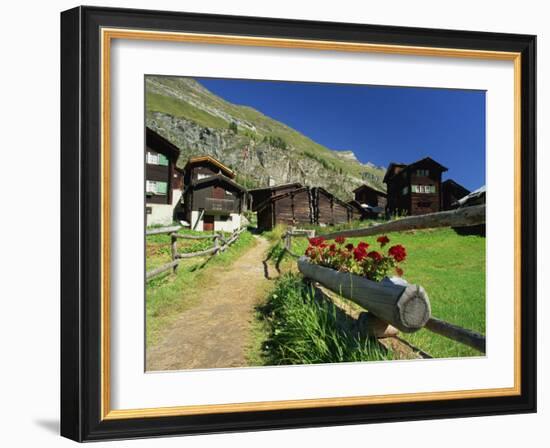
[297,256,431,333]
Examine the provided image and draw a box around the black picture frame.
[61,5,536,442]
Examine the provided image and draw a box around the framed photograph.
[60,6,536,442]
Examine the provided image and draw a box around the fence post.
[214,234,220,255]
[170,233,178,273]
[284,232,291,251]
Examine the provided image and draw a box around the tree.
[229,121,238,134]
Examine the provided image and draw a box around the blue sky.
[198,78,486,191]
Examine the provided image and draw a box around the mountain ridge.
[145,76,386,199]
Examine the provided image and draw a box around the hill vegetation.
[145,76,386,200]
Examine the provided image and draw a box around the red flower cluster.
[388,244,407,262]
[308,236,327,247]
[304,234,407,281]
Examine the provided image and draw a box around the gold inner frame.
[100,28,522,420]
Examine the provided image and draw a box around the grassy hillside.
[145,76,386,194]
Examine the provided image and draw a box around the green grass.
[146,230,255,347]
[277,226,486,359]
[146,228,233,271]
[259,274,392,365]
[146,91,228,129]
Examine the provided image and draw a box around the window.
[146,151,169,166]
[158,154,169,166]
[416,169,429,177]
[145,180,168,195]
[411,184,436,194]
[146,152,158,164]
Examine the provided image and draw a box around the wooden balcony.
[204,197,236,213]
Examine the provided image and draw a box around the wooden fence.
[284,205,487,355]
[146,226,247,281]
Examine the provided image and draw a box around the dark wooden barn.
[254,185,353,231]
[313,187,354,226]
[441,179,470,210]
[384,157,448,216]
[255,186,313,231]
[248,183,303,212]
[351,184,387,219]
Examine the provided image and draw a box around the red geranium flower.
[308,236,326,247]
[329,244,336,252]
[335,236,346,245]
[353,247,367,261]
[388,244,407,262]
[345,243,354,251]
[377,235,390,247]
[305,246,315,256]
[357,241,370,250]
[367,251,382,262]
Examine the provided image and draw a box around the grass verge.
[258,274,392,365]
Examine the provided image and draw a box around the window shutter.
[158,154,169,166]
[157,182,168,194]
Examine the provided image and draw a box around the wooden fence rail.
[146,227,246,281]
[145,225,182,236]
[298,257,431,333]
[425,317,486,353]
[320,204,485,240]
[298,256,486,353]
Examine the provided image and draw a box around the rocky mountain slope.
[145,76,386,200]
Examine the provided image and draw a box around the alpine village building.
[349,184,387,219]
[145,128,184,226]
[441,179,471,211]
[250,184,352,231]
[383,157,449,216]
[182,156,247,232]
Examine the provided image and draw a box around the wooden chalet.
[254,184,352,231]
[145,128,184,226]
[248,183,303,212]
[313,187,354,226]
[255,185,313,231]
[383,157,448,216]
[351,184,387,219]
[441,179,470,210]
[182,156,247,232]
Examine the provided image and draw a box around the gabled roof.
[248,182,303,193]
[407,156,448,172]
[184,156,235,179]
[146,128,180,161]
[190,173,246,192]
[382,162,407,183]
[255,186,310,213]
[314,187,353,211]
[442,178,470,195]
[352,184,387,196]
[383,157,448,183]
[454,185,485,207]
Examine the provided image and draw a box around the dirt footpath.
[146,236,271,371]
